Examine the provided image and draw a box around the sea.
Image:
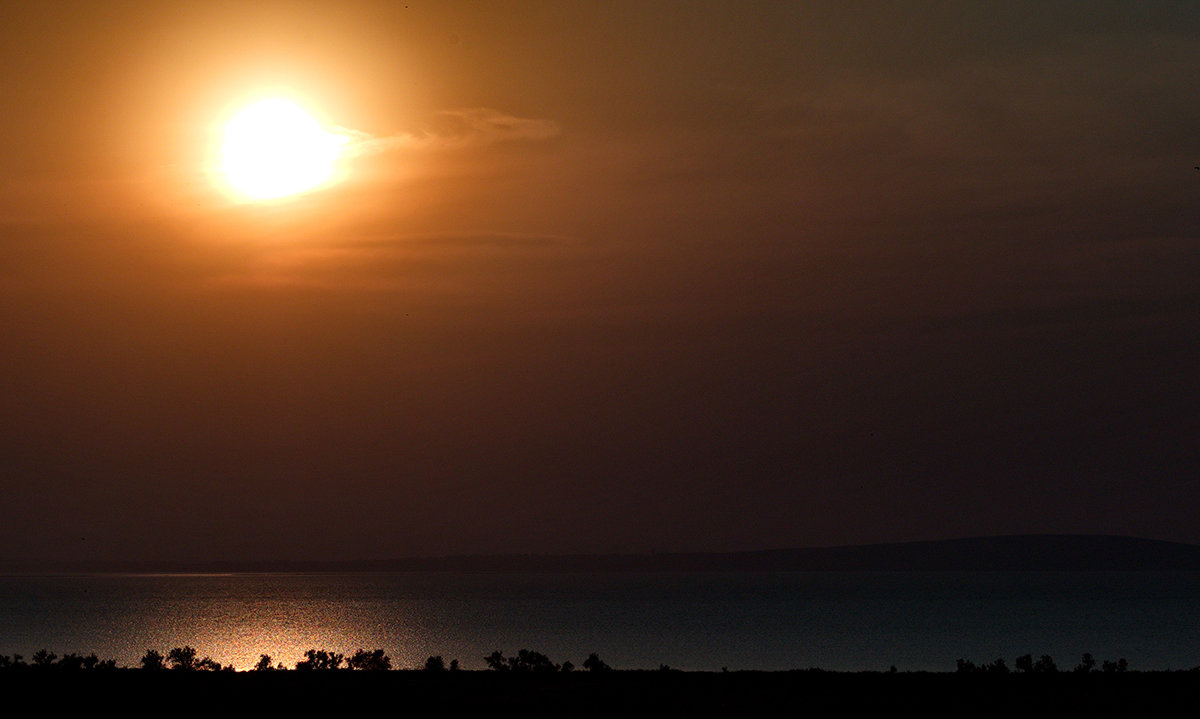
[1,571,1198,672]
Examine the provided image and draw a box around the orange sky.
[1,1,1198,561]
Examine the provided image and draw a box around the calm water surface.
[0,571,1197,672]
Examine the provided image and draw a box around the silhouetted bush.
[254,654,282,671]
[423,655,446,672]
[346,649,391,671]
[484,649,560,672]
[160,646,224,671]
[198,657,226,671]
[955,657,1010,674]
[449,659,460,671]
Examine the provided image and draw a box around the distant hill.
[7,535,1200,574]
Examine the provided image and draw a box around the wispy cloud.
[339,108,560,157]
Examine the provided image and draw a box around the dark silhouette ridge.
[7,535,1200,573]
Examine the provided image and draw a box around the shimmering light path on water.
[1,572,1198,672]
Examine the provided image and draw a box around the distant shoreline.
[5,535,1200,574]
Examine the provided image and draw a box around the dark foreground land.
[5,670,1199,717]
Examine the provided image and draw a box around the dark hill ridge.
[7,535,1200,573]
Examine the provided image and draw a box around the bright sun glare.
[220,98,347,200]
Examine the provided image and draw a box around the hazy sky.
[1,1,1197,561]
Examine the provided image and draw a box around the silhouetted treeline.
[955,654,1132,674]
[0,645,623,673]
[5,646,1198,674]
[0,650,117,671]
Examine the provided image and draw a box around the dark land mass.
[3,669,1199,717]
[7,534,1200,573]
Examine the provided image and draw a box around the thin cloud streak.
[339,108,561,157]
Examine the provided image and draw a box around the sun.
[220,98,347,201]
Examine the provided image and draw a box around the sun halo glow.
[220,98,347,201]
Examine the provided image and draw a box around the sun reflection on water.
[130,576,426,670]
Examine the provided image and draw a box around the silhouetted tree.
[93,656,117,671]
[449,659,460,671]
[582,653,611,672]
[1102,658,1128,673]
[1015,654,1034,673]
[1074,653,1096,673]
[955,659,978,674]
[347,649,391,671]
[57,653,85,671]
[254,654,276,671]
[561,660,575,673]
[31,649,57,668]
[985,658,1010,674]
[1033,655,1058,673]
[167,646,198,671]
[485,651,509,671]
[423,655,446,672]
[511,649,559,672]
[296,649,344,671]
[141,649,165,671]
